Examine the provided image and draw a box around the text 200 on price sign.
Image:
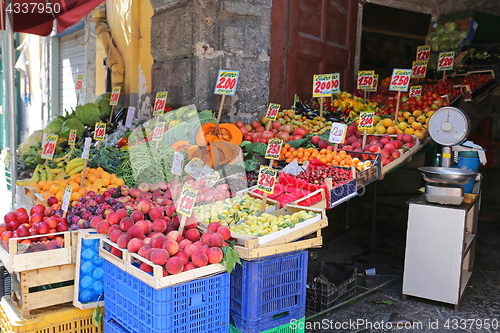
[411,61,428,78]
[313,74,333,97]
[438,52,455,71]
[357,70,374,90]
[389,69,411,92]
[177,187,198,217]
[214,70,239,95]
[265,139,283,160]
[153,92,168,116]
[358,112,375,130]
[409,85,422,97]
[257,166,277,194]
[265,103,281,121]
[41,134,58,159]
[416,45,430,61]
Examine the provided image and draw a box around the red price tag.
[329,123,346,144]
[331,73,340,94]
[265,103,280,121]
[110,87,121,106]
[313,74,333,97]
[68,129,77,146]
[411,61,428,78]
[75,75,84,91]
[358,112,374,130]
[94,122,106,141]
[152,122,165,141]
[177,187,197,217]
[438,52,455,71]
[214,70,239,95]
[153,92,168,116]
[416,45,431,62]
[389,69,411,92]
[42,134,58,159]
[265,139,283,160]
[409,85,422,98]
[257,166,277,194]
[357,70,374,90]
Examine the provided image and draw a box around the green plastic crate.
[5,166,11,191]
[230,318,305,333]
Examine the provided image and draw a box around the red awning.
[1,0,104,36]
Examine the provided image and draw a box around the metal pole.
[5,0,17,208]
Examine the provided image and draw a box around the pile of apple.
[1,203,70,252]
[117,181,175,211]
[236,120,308,144]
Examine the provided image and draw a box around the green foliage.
[221,240,241,274]
[61,118,86,139]
[76,103,101,126]
[45,117,64,134]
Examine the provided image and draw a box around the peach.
[111,247,122,258]
[135,220,152,235]
[127,225,145,240]
[149,208,164,221]
[116,209,128,220]
[380,149,390,159]
[116,234,131,249]
[129,188,141,198]
[217,226,231,240]
[143,237,152,245]
[108,224,121,236]
[139,262,153,273]
[137,200,152,215]
[158,182,169,191]
[96,221,110,234]
[207,247,223,264]
[393,140,402,149]
[162,240,179,256]
[185,229,200,242]
[183,262,196,272]
[152,219,167,233]
[152,235,168,248]
[130,210,144,222]
[138,182,150,192]
[391,150,401,159]
[184,216,198,230]
[165,257,184,275]
[127,238,144,253]
[403,134,413,143]
[199,244,209,255]
[145,248,155,260]
[167,230,181,243]
[384,143,395,153]
[193,241,203,249]
[138,244,152,258]
[201,232,212,245]
[119,217,134,232]
[208,233,224,248]
[172,216,180,229]
[110,230,123,243]
[151,249,170,265]
[178,239,192,250]
[174,250,189,265]
[184,244,198,258]
[106,212,120,226]
[163,268,169,277]
[166,205,176,218]
[207,222,221,233]
[191,250,208,268]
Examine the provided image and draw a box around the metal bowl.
[418,167,476,185]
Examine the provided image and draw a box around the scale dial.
[428,107,470,146]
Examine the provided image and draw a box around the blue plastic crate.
[105,318,131,333]
[230,251,307,333]
[103,261,230,333]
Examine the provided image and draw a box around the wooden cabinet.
[402,193,479,312]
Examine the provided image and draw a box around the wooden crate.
[381,135,428,174]
[0,232,73,274]
[230,205,327,260]
[73,230,108,310]
[23,185,47,207]
[98,238,129,272]
[11,263,75,317]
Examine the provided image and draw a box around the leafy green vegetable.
[98,98,112,119]
[45,117,64,134]
[76,103,101,126]
[60,118,86,139]
[243,142,267,156]
[221,241,241,274]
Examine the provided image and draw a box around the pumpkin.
[210,142,244,168]
[171,140,192,152]
[195,122,243,146]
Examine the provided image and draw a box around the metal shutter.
[59,30,86,114]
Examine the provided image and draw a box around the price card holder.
[358,112,374,149]
[153,92,168,116]
[329,123,346,144]
[409,85,422,98]
[331,73,340,94]
[389,69,412,124]
[438,51,455,71]
[257,166,277,195]
[75,75,84,105]
[313,74,334,119]
[265,103,281,121]
[177,187,198,234]
[416,45,431,62]
[214,70,240,134]
[109,87,121,122]
[81,138,91,187]
[366,74,379,92]
[41,134,58,160]
[152,122,165,141]
[171,152,184,176]
[62,186,72,216]
[125,106,135,128]
[68,129,77,146]
[265,139,283,160]
[411,61,428,78]
[357,70,375,90]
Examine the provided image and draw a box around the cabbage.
[436,25,447,34]
[439,40,452,51]
[431,41,439,52]
[449,30,459,41]
[96,93,112,119]
[438,33,450,42]
[428,32,439,42]
[459,29,469,39]
[45,117,63,134]
[60,118,86,139]
[446,21,459,32]
[75,103,101,126]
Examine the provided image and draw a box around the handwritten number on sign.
[216,77,237,90]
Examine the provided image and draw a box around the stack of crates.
[230,251,308,333]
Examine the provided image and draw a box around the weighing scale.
[417,107,477,205]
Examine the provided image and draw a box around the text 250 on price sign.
[152,122,165,141]
[153,92,168,116]
[409,85,422,97]
[389,69,411,92]
[214,70,239,95]
[329,123,346,144]
[357,70,374,90]
[416,45,430,61]
[94,122,106,141]
[257,166,277,194]
[265,103,281,121]
[110,87,121,106]
[265,139,283,160]
[411,61,428,78]
[438,52,455,71]
[313,74,333,97]
[42,134,58,159]
[177,187,198,217]
[358,112,375,130]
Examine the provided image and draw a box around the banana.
[53,149,73,163]
[15,166,42,187]
[44,167,53,181]
[67,164,84,176]
[65,158,85,174]
[54,170,67,181]
[57,161,68,168]
[49,168,62,175]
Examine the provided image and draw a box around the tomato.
[117,137,128,149]
[431,103,439,110]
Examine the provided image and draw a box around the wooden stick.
[260,193,267,212]
[44,159,48,165]
[364,90,367,103]
[362,129,368,149]
[77,93,80,106]
[80,159,88,188]
[334,143,338,153]
[178,215,187,235]
[394,91,401,125]
[214,95,226,134]
[320,97,324,119]
[442,70,446,82]
[108,105,115,122]
[96,141,101,150]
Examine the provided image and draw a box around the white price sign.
[313,74,334,97]
[41,134,58,160]
[438,52,455,71]
[329,123,346,144]
[177,187,198,217]
[152,122,165,141]
[125,106,135,128]
[62,186,72,212]
[389,69,411,92]
[82,137,92,159]
[411,61,428,78]
[214,70,239,95]
[171,152,184,176]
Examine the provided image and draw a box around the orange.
[284,144,290,149]
[88,175,97,184]
[334,155,343,163]
[297,152,303,158]
[339,151,347,158]
[41,182,51,192]
[38,180,46,189]
[285,158,292,163]
[71,182,80,192]
[285,152,292,158]
[298,147,304,152]
[49,184,60,194]
[75,175,82,184]
[78,187,87,196]
[56,192,64,201]
[304,151,310,157]
[42,191,51,200]
[102,178,111,187]
[332,161,339,166]
[289,147,296,153]
[96,167,104,173]
[292,151,298,157]
[279,154,285,160]
[71,192,81,201]
[115,178,124,186]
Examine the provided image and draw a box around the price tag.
[313,74,333,97]
[94,122,106,141]
[75,75,84,92]
[62,186,72,212]
[41,134,58,160]
[82,138,91,159]
[125,106,135,128]
[416,45,431,62]
[331,73,340,94]
[42,128,50,148]
[389,69,412,92]
[110,87,121,106]
[171,152,184,176]
[358,112,375,130]
[329,123,346,144]
[214,70,239,95]
[409,85,423,98]
[265,139,283,160]
[366,74,379,92]
[68,129,77,146]
[153,92,168,116]
[411,61,428,78]
[265,103,281,121]
[152,122,165,141]
[177,187,198,217]
[357,70,374,90]
[257,166,277,194]
[438,51,455,71]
